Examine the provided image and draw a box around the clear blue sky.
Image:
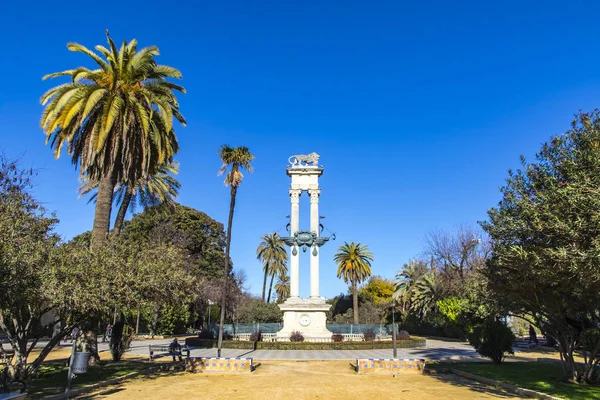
[1,1,599,298]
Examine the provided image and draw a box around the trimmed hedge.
[186,337,426,350]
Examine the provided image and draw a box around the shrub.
[363,328,376,341]
[249,331,263,342]
[110,321,135,361]
[397,330,410,340]
[290,331,305,342]
[331,333,344,342]
[197,329,214,339]
[468,318,515,364]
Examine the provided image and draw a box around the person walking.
[528,324,538,346]
[71,327,79,343]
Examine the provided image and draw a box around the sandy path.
[82,360,522,400]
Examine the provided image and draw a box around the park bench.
[186,357,259,373]
[352,358,426,374]
[148,344,190,361]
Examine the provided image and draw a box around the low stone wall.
[354,358,426,374]
[186,357,254,373]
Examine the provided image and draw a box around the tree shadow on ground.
[427,371,519,398]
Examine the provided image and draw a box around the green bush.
[331,333,343,342]
[397,330,410,340]
[185,337,426,350]
[468,318,514,364]
[290,331,304,342]
[363,328,376,341]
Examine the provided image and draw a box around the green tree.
[359,276,395,325]
[394,259,428,315]
[79,162,181,235]
[121,203,226,278]
[216,145,254,356]
[334,242,374,324]
[0,157,68,379]
[41,31,185,248]
[274,274,290,303]
[256,233,288,302]
[410,272,439,317]
[481,110,600,382]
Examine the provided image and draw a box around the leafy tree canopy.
[481,110,600,383]
[120,203,227,279]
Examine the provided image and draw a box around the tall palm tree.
[274,274,290,303]
[394,259,428,314]
[79,162,180,235]
[256,233,288,302]
[216,145,254,357]
[41,31,185,249]
[334,242,374,324]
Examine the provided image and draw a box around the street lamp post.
[391,300,397,358]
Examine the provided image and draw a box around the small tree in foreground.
[109,320,135,361]
[468,318,514,364]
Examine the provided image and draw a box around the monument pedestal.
[277,297,332,341]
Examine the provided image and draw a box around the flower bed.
[185,337,426,350]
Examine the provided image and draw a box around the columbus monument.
[277,153,335,340]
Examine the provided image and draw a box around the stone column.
[309,189,321,298]
[289,189,301,299]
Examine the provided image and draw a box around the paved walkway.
[110,338,479,361]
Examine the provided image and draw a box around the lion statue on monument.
[288,152,320,167]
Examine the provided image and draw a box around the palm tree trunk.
[267,273,276,303]
[111,186,133,235]
[91,169,116,249]
[218,186,237,357]
[352,281,359,324]
[261,263,269,302]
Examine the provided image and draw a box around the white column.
[289,189,301,299]
[309,189,320,298]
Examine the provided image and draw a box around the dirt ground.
[80,360,523,400]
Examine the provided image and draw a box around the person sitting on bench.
[169,338,183,362]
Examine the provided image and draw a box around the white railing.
[232,332,390,342]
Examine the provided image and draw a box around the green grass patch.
[186,337,426,350]
[431,361,600,400]
[26,360,149,398]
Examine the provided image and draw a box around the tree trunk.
[352,280,359,325]
[150,304,160,337]
[111,187,133,236]
[261,264,269,302]
[91,169,116,249]
[267,273,276,303]
[84,330,100,366]
[218,186,237,357]
[136,306,141,335]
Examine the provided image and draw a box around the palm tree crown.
[274,274,290,303]
[218,145,254,188]
[41,31,185,184]
[335,242,374,285]
[256,233,288,302]
[79,162,180,234]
